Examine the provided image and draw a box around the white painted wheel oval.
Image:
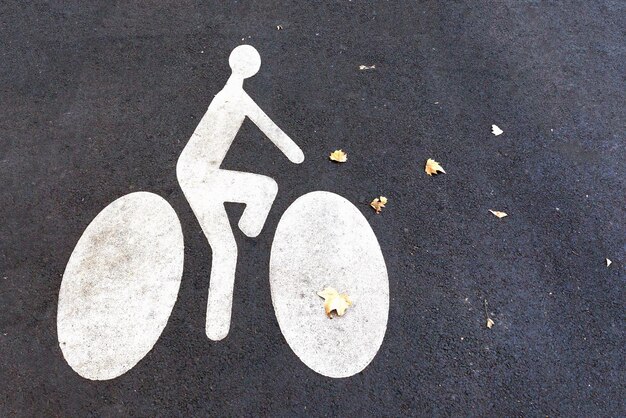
[57,192,184,380]
[270,191,389,378]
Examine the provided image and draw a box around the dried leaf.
[317,287,352,318]
[425,158,446,176]
[606,258,612,267]
[484,299,495,329]
[359,64,376,70]
[489,209,508,218]
[492,124,503,136]
[370,196,387,214]
[329,149,347,163]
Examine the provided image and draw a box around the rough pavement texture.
[1,1,624,416]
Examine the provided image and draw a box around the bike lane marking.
[57,45,388,381]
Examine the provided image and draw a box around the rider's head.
[229,45,261,79]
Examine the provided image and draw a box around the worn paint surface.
[57,192,184,380]
[270,191,389,378]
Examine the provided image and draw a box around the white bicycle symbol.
[57,46,389,380]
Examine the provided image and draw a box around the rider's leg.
[203,206,238,341]
[210,169,278,238]
[178,169,277,340]
[182,185,238,341]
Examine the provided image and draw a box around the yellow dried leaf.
[370,196,387,214]
[489,209,508,218]
[425,158,445,176]
[486,318,495,329]
[317,287,352,318]
[329,149,347,163]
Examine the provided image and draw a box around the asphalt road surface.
[1,1,624,416]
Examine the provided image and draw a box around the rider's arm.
[244,93,305,164]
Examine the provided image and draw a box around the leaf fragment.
[489,209,508,218]
[370,196,387,214]
[484,299,495,329]
[492,124,503,136]
[317,287,352,318]
[425,158,446,176]
[329,149,347,163]
[606,258,612,267]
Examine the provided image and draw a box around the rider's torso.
[178,86,247,173]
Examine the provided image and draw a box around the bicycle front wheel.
[270,191,389,378]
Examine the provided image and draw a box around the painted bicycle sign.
[57,46,389,380]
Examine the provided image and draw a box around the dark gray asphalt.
[1,1,625,416]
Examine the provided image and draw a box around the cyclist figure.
[177,45,305,341]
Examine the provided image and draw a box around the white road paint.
[177,45,304,341]
[57,192,184,380]
[58,45,389,380]
[270,191,389,378]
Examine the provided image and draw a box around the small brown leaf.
[425,158,445,176]
[370,196,388,214]
[489,209,508,218]
[329,149,347,163]
[317,287,352,318]
[484,299,495,329]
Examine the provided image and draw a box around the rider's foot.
[237,178,278,238]
[238,219,262,238]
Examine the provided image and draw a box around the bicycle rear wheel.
[270,191,389,378]
[57,192,184,380]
